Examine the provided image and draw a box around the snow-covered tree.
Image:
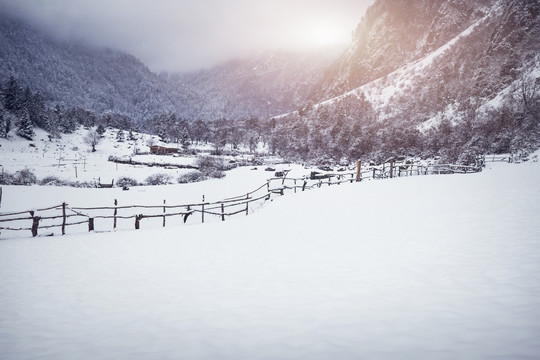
[116,129,125,142]
[180,127,190,149]
[16,109,35,140]
[84,128,101,152]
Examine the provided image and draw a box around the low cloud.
[0,0,373,72]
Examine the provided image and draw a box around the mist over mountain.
[0,12,338,122]
[173,47,342,120]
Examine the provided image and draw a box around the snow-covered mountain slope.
[1,156,539,359]
[174,47,343,120]
[310,0,494,103]
[0,13,202,121]
[305,0,539,128]
[0,12,342,122]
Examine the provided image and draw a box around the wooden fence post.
[201,203,205,223]
[373,168,376,179]
[135,215,142,229]
[88,218,94,232]
[31,215,40,237]
[390,161,394,179]
[294,179,297,193]
[356,160,362,182]
[162,199,166,227]
[245,194,249,216]
[62,202,66,235]
[302,180,307,191]
[113,199,118,230]
[221,203,225,221]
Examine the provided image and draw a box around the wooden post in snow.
[389,160,394,179]
[113,199,118,230]
[245,194,249,216]
[88,218,94,232]
[61,202,66,235]
[356,160,362,182]
[30,211,40,237]
[135,215,142,229]
[162,199,166,227]
[221,203,225,222]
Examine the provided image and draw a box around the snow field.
[1,159,539,359]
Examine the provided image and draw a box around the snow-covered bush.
[196,156,229,178]
[178,171,207,184]
[145,173,173,185]
[12,168,37,185]
[40,176,69,186]
[116,176,140,188]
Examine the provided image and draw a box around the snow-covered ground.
[0,127,270,185]
[1,157,539,359]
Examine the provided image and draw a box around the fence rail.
[0,155,492,239]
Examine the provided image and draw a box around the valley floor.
[1,159,539,359]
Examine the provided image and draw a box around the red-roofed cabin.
[149,145,179,155]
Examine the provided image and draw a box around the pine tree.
[116,129,125,142]
[3,76,22,112]
[180,127,190,149]
[0,107,5,138]
[16,109,35,140]
[96,124,106,136]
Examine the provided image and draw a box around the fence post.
[62,202,66,235]
[356,160,362,182]
[162,199,166,227]
[245,194,249,216]
[113,199,118,230]
[135,215,142,229]
[373,168,376,179]
[302,180,307,191]
[31,215,40,237]
[221,203,225,221]
[390,161,394,179]
[201,203,205,223]
[294,179,297,193]
[88,218,94,232]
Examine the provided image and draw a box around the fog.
[0,0,373,72]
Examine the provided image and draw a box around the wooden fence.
[0,156,487,239]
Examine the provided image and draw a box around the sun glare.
[306,26,346,47]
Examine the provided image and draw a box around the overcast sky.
[1,0,374,73]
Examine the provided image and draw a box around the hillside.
[174,47,342,120]
[0,14,200,121]
[267,0,540,163]
[0,12,338,122]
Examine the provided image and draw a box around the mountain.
[310,0,496,102]
[267,0,540,162]
[0,12,339,122]
[0,14,202,122]
[173,47,342,120]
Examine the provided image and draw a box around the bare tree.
[515,74,539,112]
[84,128,101,152]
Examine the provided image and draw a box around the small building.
[149,145,179,155]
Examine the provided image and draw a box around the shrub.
[40,176,68,186]
[206,169,225,179]
[196,156,229,179]
[12,168,37,185]
[145,173,172,185]
[178,171,207,184]
[0,171,15,185]
[116,176,140,188]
